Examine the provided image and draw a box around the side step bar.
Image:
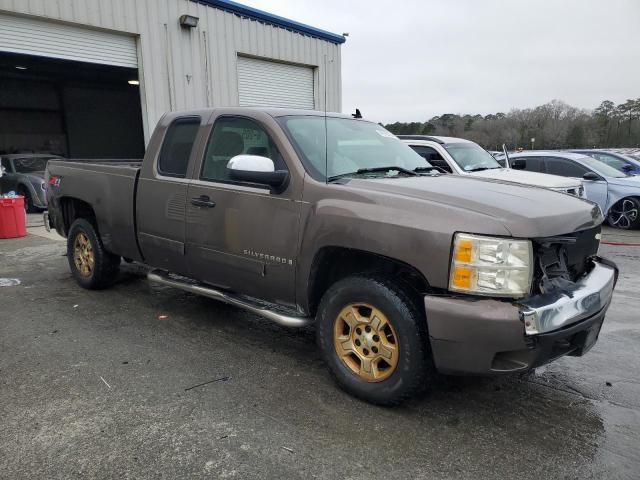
[147,270,312,328]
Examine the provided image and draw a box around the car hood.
[606,175,640,188]
[349,175,602,238]
[469,168,581,188]
[20,171,45,181]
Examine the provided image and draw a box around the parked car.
[0,153,61,212]
[45,108,617,405]
[399,136,585,197]
[570,149,640,175]
[504,150,640,229]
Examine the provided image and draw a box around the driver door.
[185,115,300,306]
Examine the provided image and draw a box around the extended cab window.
[157,117,200,178]
[200,117,285,182]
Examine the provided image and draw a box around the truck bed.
[46,160,143,261]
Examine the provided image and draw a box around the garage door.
[237,56,314,109]
[0,13,137,68]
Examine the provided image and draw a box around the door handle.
[190,195,216,208]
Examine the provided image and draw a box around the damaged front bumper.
[424,257,618,375]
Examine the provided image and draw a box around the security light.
[128,80,140,85]
[179,14,199,28]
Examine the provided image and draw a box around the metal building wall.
[0,0,342,142]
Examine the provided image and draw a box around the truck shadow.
[111,265,605,473]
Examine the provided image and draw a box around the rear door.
[185,114,300,305]
[136,116,204,274]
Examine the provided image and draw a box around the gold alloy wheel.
[333,303,399,382]
[73,232,95,277]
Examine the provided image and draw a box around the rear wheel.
[67,218,120,289]
[607,197,640,230]
[316,275,433,406]
[18,187,37,213]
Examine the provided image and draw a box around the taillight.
[49,176,61,187]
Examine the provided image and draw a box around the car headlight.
[449,233,533,297]
[578,185,585,198]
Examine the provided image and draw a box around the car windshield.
[13,157,52,173]
[586,152,638,173]
[579,156,628,178]
[442,143,502,172]
[278,116,432,180]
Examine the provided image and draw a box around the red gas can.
[0,196,27,239]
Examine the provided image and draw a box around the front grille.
[532,226,601,294]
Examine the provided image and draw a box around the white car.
[399,136,585,198]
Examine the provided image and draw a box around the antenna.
[324,54,329,184]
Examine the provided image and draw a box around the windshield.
[586,152,638,173]
[278,116,431,180]
[580,156,628,178]
[13,157,52,173]
[442,143,502,172]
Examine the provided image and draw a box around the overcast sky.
[242,0,640,124]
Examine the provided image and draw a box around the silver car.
[0,154,61,212]
[506,151,640,229]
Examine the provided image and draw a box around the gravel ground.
[0,218,638,479]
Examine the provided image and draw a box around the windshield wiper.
[355,166,419,176]
[414,166,447,175]
[327,166,419,182]
[466,166,499,172]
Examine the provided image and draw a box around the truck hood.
[469,168,581,189]
[349,175,602,238]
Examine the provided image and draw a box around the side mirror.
[583,171,601,181]
[511,159,526,170]
[227,155,289,192]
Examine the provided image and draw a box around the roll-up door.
[0,13,137,68]
[237,56,314,109]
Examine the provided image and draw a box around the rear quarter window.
[157,117,200,178]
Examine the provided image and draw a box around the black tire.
[18,186,37,213]
[607,197,640,230]
[67,218,120,289]
[316,275,433,406]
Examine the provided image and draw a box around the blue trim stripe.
[191,0,346,44]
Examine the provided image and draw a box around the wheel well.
[308,247,430,315]
[60,197,97,235]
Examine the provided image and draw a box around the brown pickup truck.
[45,107,617,405]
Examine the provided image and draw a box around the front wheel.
[67,218,120,289]
[316,275,433,406]
[607,197,640,230]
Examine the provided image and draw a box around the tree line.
[385,98,640,151]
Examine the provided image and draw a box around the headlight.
[449,233,533,297]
